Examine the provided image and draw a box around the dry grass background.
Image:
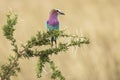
[0,0,120,80]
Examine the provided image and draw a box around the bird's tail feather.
[51,36,57,46]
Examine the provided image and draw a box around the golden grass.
[0,0,120,80]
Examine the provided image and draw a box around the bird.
[46,9,65,46]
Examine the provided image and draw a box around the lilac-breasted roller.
[46,9,65,46]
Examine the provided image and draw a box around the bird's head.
[50,9,65,16]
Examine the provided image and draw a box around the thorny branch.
[0,12,89,80]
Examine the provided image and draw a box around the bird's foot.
[50,41,57,48]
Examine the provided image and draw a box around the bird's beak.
[58,11,65,15]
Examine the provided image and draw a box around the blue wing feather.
[46,21,59,31]
[46,21,59,45]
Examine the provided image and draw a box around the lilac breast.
[48,13,59,26]
[48,20,59,26]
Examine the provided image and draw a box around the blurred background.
[0,0,120,80]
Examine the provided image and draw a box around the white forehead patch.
[50,9,62,14]
[54,9,62,12]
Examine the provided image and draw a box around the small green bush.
[0,12,89,80]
